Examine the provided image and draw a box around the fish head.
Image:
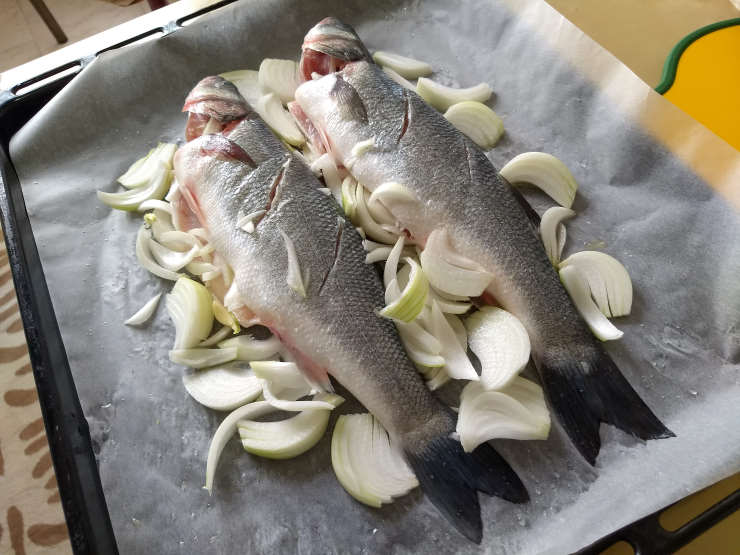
[299,17,371,80]
[182,76,253,141]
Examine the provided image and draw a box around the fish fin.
[537,346,674,465]
[404,435,528,543]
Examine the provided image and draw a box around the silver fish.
[174,76,527,543]
[294,19,673,465]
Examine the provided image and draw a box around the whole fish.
[174,76,527,542]
[294,18,674,465]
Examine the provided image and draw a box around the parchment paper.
[9,0,740,553]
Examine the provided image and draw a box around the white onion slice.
[353,183,402,244]
[220,69,261,106]
[238,393,344,459]
[137,199,174,215]
[559,251,633,317]
[310,153,343,203]
[419,229,493,297]
[148,238,200,271]
[250,360,334,411]
[331,414,418,507]
[444,101,504,150]
[205,400,276,493]
[559,266,623,341]
[372,51,432,79]
[183,364,262,411]
[279,228,307,297]
[169,347,238,369]
[382,67,415,91]
[218,334,282,361]
[236,210,266,233]
[445,313,468,350]
[367,182,418,222]
[456,377,551,452]
[540,207,576,265]
[136,225,182,281]
[426,286,472,314]
[396,320,442,355]
[212,299,240,334]
[186,260,219,276]
[198,325,234,347]
[258,58,301,104]
[98,161,172,211]
[427,301,478,381]
[380,258,428,322]
[416,78,492,111]
[124,293,161,326]
[166,276,214,349]
[341,176,357,220]
[117,143,177,188]
[256,93,305,146]
[465,306,530,390]
[500,152,578,208]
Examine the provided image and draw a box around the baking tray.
[0,1,736,553]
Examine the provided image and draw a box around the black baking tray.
[0,1,736,553]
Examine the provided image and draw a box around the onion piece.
[341,177,357,220]
[220,69,261,106]
[383,235,405,289]
[444,101,504,150]
[186,260,219,277]
[465,306,530,390]
[372,51,432,79]
[310,153,342,203]
[117,143,177,188]
[416,78,492,111]
[159,230,200,252]
[236,210,266,233]
[166,276,214,349]
[353,183,400,244]
[212,298,240,334]
[419,229,493,297]
[279,229,307,297]
[218,334,282,361]
[137,199,174,215]
[367,181,418,221]
[540,207,576,265]
[559,251,633,317]
[258,59,301,104]
[148,238,200,271]
[425,366,451,390]
[559,266,623,341]
[331,414,418,507]
[98,161,172,211]
[136,225,182,281]
[499,152,578,208]
[427,301,478,381]
[396,320,442,355]
[445,313,468,350]
[198,325,234,347]
[183,364,262,411]
[205,400,276,493]
[238,393,344,459]
[457,378,551,451]
[251,360,335,411]
[380,258,428,322]
[382,67,416,91]
[256,93,305,146]
[169,347,238,369]
[426,286,472,314]
[124,293,162,326]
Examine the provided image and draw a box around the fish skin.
[295,54,673,464]
[174,76,528,542]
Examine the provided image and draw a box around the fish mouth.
[299,17,371,80]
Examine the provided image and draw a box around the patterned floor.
[0,230,71,554]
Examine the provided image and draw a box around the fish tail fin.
[537,344,674,465]
[404,434,528,543]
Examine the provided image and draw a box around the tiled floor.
[0,0,150,72]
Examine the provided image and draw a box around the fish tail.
[404,434,528,543]
[536,343,674,465]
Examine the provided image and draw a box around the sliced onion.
[427,286,472,314]
[500,152,578,208]
[444,101,504,150]
[158,230,200,252]
[148,238,200,271]
[559,266,623,341]
[198,325,234,347]
[236,210,266,233]
[205,400,276,493]
[382,67,415,91]
[331,414,418,507]
[380,258,428,322]
[425,366,451,390]
[457,378,551,452]
[238,393,344,459]
[416,78,492,111]
[218,334,282,361]
[419,229,493,297]
[169,347,238,369]
[136,225,182,281]
[212,298,240,334]
[310,153,342,203]
[186,260,219,277]
[367,182,418,223]
[117,143,177,188]
[256,93,305,146]
[138,199,174,215]
[220,69,261,106]
[279,228,307,297]
[396,320,442,354]
[341,176,357,220]
[445,313,468,350]
[465,306,530,390]
[427,301,478,381]
[124,293,162,326]
[258,58,301,104]
[353,183,400,244]
[251,360,335,411]
[98,161,172,211]
[372,51,432,79]
[166,276,214,349]
[540,207,576,265]
[559,251,632,317]
[183,364,262,411]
